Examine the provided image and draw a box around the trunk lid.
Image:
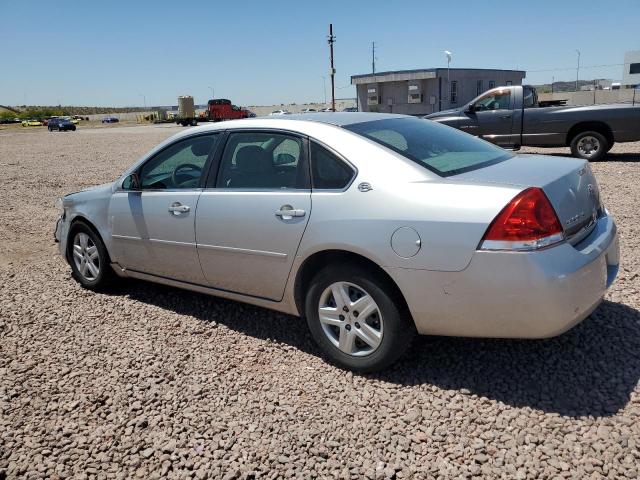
[453,154,601,244]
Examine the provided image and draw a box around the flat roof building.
[351,68,526,115]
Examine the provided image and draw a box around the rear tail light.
[479,187,564,251]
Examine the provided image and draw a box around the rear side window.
[216,132,308,189]
[310,142,354,189]
[345,117,511,177]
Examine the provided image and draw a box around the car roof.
[279,112,408,126]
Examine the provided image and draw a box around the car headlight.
[55,197,65,216]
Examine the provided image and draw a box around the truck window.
[475,90,511,111]
[523,87,536,108]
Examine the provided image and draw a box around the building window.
[630,63,640,74]
[450,81,458,103]
[477,80,483,96]
[506,80,513,86]
[489,80,495,89]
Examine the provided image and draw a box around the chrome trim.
[479,232,565,252]
[197,243,288,259]
[111,235,195,248]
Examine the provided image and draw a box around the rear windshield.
[344,117,512,176]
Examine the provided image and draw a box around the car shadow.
[117,280,639,417]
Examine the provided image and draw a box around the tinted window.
[139,134,218,189]
[310,143,354,189]
[630,63,640,74]
[216,132,308,189]
[345,117,511,177]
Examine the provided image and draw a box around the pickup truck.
[425,85,640,161]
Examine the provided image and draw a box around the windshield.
[344,117,512,176]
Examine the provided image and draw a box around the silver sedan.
[54,113,619,371]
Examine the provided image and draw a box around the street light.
[444,50,452,84]
[208,86,214,99]
[575,49,581,92]
[320,76,327,105]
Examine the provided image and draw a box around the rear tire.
[305,264,415,372]
[570,131,608,161]
[67,222,115,291]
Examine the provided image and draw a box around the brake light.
[480,187,564,251]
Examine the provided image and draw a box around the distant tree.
[0,110,17,120]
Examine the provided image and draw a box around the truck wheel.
[190,119,197,126]
[570,131,608,161]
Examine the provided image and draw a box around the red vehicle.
[207,99,250,122]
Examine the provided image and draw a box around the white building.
[622,50,640,88]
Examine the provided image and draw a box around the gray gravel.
[1,124,639,479]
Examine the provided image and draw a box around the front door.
[196,131,311,300]
[465,89,516,148]
[109,133,220,284]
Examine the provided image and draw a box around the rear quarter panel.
[286,124,522,273]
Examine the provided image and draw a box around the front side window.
[216,132,308,189]
[138,134,219,189]
[345,117,511,177]
[474,90,511,111]
[310,142,354,189]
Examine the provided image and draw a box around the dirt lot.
[1,125,639,479]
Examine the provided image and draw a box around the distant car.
[320,108,335,112]
[48,118,76,132]
[342,107,358,112]
[21,119,43,127]
[243,109,257,118]
[269,110,290,116]
[102,116,119,124]
[301,108,317,113]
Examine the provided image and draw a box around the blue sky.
[1,0,638,107]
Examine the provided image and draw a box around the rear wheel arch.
[566,121,613,147]
[293,249,413,324]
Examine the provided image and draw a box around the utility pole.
[372,41,376,74]
[575,49,581,92]
[328,24,336,111]
[551,76,554,94]
[208,86,214,100]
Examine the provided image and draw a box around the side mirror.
[122,172,140,190]
[466,104,476,114]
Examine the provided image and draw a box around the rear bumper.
[386,213,619,338]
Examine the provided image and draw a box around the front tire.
[305,265,415,372]
[570,131,608,161]
[67,222,115,291]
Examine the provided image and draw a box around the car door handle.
[275,206,306,219]
[500,114,512,119]
[168,202,190,215]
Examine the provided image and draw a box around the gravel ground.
[1,125,639,479]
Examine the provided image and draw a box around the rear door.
[196,130,311,300]
[109,133,221,283]
[466,88,517,148]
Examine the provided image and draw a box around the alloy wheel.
[72,232,100,281]
[318,281,384,356]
